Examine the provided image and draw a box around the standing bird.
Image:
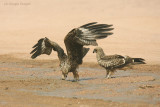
[30,22,114,81]
[93,47,145,79]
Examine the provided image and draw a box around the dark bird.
[93,47,145,79]
[30,22,114,81]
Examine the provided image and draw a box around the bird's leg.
[72,70,79,82]
[106,70,112,79]
[62,74,65,80]
[106,70,109,78]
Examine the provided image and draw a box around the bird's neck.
[96,51,105,61]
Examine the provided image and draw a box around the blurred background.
[0,0,160,64]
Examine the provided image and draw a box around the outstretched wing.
[64,22,114,64]
[30,37,65,59]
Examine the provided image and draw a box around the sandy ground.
[0,54,160,107]
[0,0,160,106]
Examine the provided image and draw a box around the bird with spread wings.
[30,22,114,81]
[93,47,145,79]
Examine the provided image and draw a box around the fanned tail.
[133,58,146,64]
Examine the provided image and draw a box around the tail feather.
[133,58,146,64]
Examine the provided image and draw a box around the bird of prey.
[30,22,114,81]
[93,47,145,79]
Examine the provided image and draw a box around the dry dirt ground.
[0,54,160,107]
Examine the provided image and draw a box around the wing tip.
[80,22,98,28]
[31,56,35,59]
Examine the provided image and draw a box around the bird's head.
[61,68,69,80]
[93,47,103,53]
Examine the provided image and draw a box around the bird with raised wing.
[93,47,145,79]
[30,22,114,81]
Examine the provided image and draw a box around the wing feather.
[82,47,90,58]
[30,37,65,59]
[100,58,125,68]
[80,22,97,28]
[101,54,124,60]
[78,23,113,43]
[64,22,114,65]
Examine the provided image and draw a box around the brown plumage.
[30,22,114,81]
[93,47,145,79]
